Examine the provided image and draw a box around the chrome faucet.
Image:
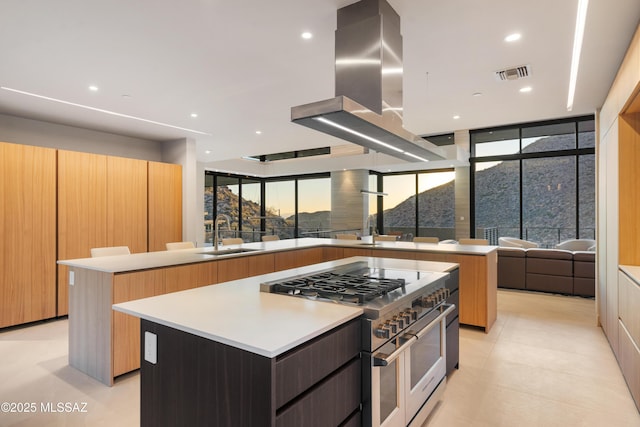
[365,214,378,245]
[213,214,231,251]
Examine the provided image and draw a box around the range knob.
[392,315,405,329]
[385,320,398,334]
[405,309,418,321]
[421,295,436,308]
[400,312,412,324]
[374,324,390,339]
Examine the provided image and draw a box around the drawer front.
[618,320,640,410]
[619,271,640,346]
[275,318,360,408]
[276,358,361,427]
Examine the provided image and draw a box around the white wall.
[0,113,163,160]
[160,138,199,246]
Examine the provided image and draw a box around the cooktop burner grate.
[271,271,405,304]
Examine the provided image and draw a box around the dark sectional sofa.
[497,247,595,297]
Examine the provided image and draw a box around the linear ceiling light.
[567,0,589,111]
[313,117,404,153]
[0,86,211,135]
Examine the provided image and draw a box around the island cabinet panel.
[274,248,324,271]
[141,319,275,427]
[274,318,360,407]
[57,150,108,316]
[148,161,182,252]
[112,270,164,377]
[275,358,360,427]
[217,257,250,282]
[247,253,276,276]
[414,251,497,331]
[371,248,416,260]
[322,246,344,261]
[342,247,372,258]
[107,156,148,254]
[164,263,217,293]
[139,317,362,427]
[0,142,57,328]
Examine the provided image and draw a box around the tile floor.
[0,290,638,426]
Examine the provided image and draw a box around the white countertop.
[58,237,495,273]
[113,257,456,358]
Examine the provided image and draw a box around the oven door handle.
[415,303,455,339]
[373,304,455,367]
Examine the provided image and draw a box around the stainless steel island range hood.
[291,0,445,163]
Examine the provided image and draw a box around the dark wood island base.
[140,318,362,427]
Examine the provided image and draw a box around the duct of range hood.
[291,0,445,163]
[291,96,445,162]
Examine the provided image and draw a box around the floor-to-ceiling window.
[240,178,262,242]
[297,176,331,238]
[378,169,456,240]
[206,168,457,242]
[265,179,296,239]
[471,116,595,248]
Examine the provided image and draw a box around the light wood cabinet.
[148,161,182,252]
[112,269,164,377]
[57,152,181,316]
[57,150,108,316]
[0,142,57,328]
[274,248,324,271]
[342,248,372,258]
[107,156,148,253]
[218,257,250,282]
[619,112,640,265]
[414,251,497,331]
[248,253,276,276]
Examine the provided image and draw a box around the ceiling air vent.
[495,64,531,81]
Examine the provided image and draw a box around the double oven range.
[261,260,458,427]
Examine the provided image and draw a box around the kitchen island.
[59,237,493,385]
[113,257,457,427]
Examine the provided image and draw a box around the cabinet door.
[148,161,182,252]
[164,263,218,293]
[107,156,148,254]
[112,270,164,376]
[217,257,249,282]
[57,150,108,316]
[248,253,275,276]
[0,142,57,327]
[275,248,324,271]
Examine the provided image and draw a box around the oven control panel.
[372,285,449,340]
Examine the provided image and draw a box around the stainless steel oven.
[364,303,453,427]
[260,260,458,427]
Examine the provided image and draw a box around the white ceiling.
[1,0,639,175]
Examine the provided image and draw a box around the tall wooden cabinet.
[57,152,151,315]
[0,142,57,328]
[107,156,148,253]
[57,151,108,315]
[148,161,182,252]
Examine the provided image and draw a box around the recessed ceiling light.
[255,130,262,135]
[88,85,99,92]
[472,92,482,97]
[505,33,521,42]
[121,94,131,98]
[301,32,312,39]
[453,115,460,120]
[205,150,211,154]
[519,86,532,93]
[190,113,198,118]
